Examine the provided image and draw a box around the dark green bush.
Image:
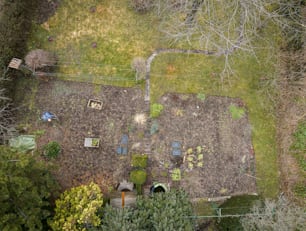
[278,0,305,50]
[0,0,39,68]
[216,195,262,231]
[43,141,61,159]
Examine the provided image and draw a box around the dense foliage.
[216,195,261,231]
[43,141,61,159]
[131,154,148,168]
[101,190,195,231]
[0,146,58,231]
[50,182,103,231]
[0,0,39,68]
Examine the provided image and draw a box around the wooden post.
[121,191,125,208]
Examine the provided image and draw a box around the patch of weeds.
[171,168,181,181]
[160,171,168,177]
[194,199,215,216]
[91,138,100,147]
[150,103,164,118]
[131,154,148,168]
[173,108,184,117]
[128,124,135,133]
[137,131,144,139]
[290,120,306,171]
[164,162,170,168]
[32,129,45,137]
[229,104,245,120]
[294,182,306,198]
[107,185,114,193]
[17,123,31,133]
[197,93,206,101]
[43,141,61,159]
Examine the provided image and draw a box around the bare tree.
[24,49,57,71]
[155,0,304,54]
[149,0,305,79]
[240,196,306,231]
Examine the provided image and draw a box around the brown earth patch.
[15,79,256,198]
[148,93,256,198]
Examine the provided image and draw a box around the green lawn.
[27,0,280,198]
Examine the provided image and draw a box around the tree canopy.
[0,146,58,231]
[50,182,103,231]
[101,190,194,231]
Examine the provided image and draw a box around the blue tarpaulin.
[172,141,181,156]
[117,134,128,155]
[41,112,57,121]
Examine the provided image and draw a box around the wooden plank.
[8,58,22,69]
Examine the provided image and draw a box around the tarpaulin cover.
[41,112,56,121]
[9,135,36,153]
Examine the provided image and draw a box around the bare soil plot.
[15,80,256,198]
[19,80,147,195]
[149,93,256,198]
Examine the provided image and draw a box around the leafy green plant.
[130,169,147,195]
[150,103,164,118]
[43,141,61,159]
[91,138,99,147]
[131,154,148,168]
[171,168,181,181]
[51,182,103,230]
[197,93,206,101]
[229,104,245,120]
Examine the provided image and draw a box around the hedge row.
[0,0,39,69]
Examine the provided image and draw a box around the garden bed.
[15,80,256,198]
[148,93,256,198]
